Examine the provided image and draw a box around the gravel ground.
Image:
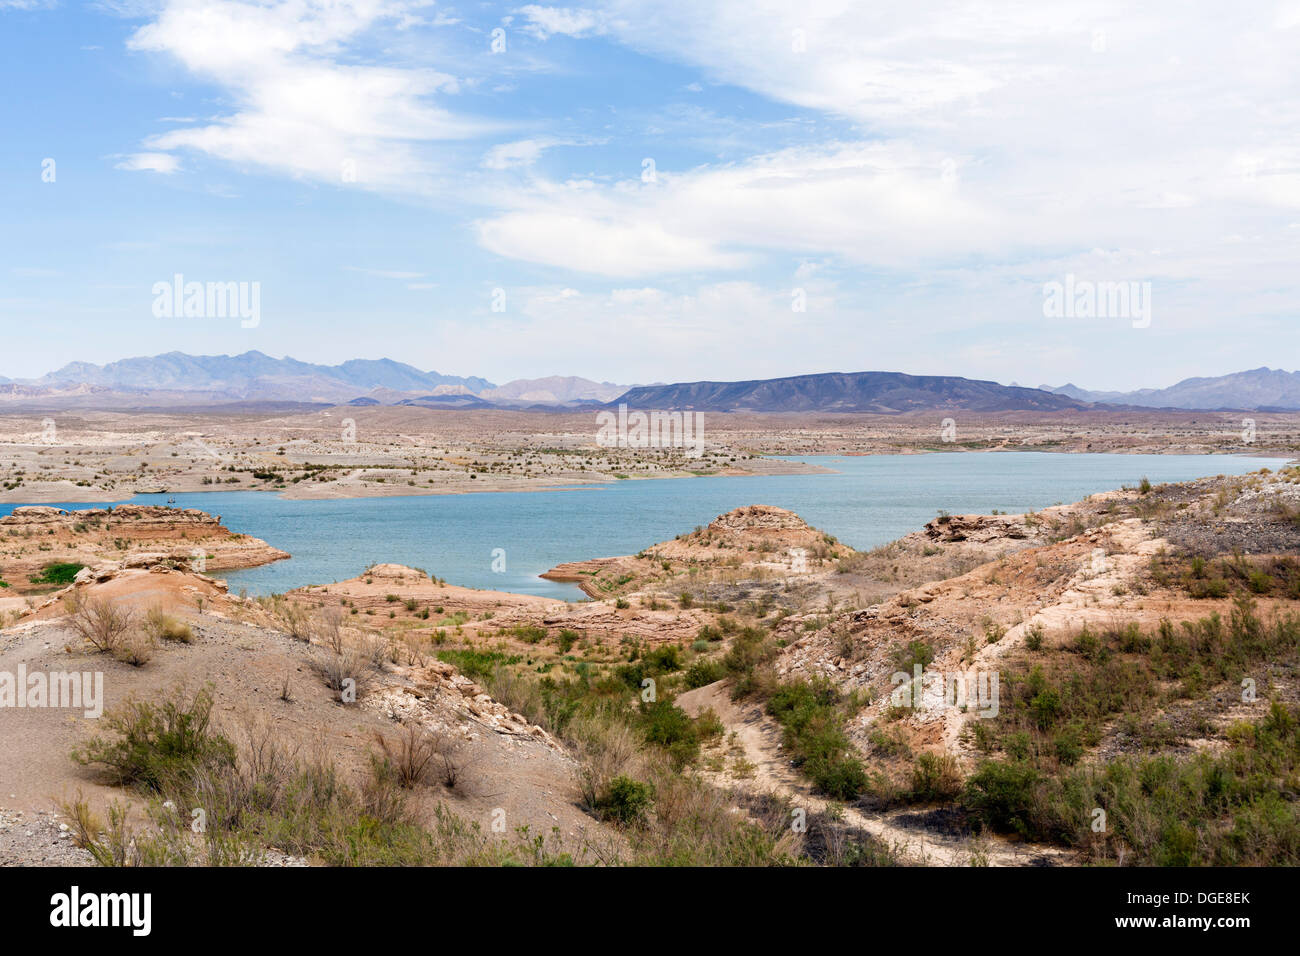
[0,806,94,867]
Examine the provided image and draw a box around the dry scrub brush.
[312,641,378,698]
[65,592,133,653]
[64,592,154,666]
[373,723,472,790]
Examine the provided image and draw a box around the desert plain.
[0,405,1294,503]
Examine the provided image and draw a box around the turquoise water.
[1,453,1287,599]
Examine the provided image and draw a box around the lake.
[1,453,1288,599]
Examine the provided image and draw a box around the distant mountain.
[482,376,628,405]
[611,371,1088,413]
[26,351,494,403]
[1042,367,1300,410]
[13,351,1289,414]
[331,359,492,394]
[396,393,499,409]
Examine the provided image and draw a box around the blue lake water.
[1,453,1287,599]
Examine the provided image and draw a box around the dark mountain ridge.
[610,371,1089,413]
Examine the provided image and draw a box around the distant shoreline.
[0,448,1290,507]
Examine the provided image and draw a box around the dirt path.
[678,680,1068,866]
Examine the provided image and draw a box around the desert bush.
[685,658,726,688]
[909,752,963,802]
[639,700,700,768]
[594,774,653,825]
[961,760,1045,838]
[65,592,134,653]
[510,624,548,643]
[433,734,470,789]
[73,685,235,790]
[571,713,645,810]
[362,754,415,826]
[65,691,578,866]
[144,605,194,643]
[62,798,149,867]
[311,607,346,651]
[374,724,439,788]
[111,631,155,667]
[259,595,314,641]
[723,626,778,697]
[766,678,868,800]
[1024,624,1045,651]
[312,643,376,699]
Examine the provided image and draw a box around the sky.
[1,0,1298,390]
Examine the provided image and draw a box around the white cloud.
[468,0,1300,301]
[478,209,754,277]
[126,0,490,190]
[88,0,1300,387]
[477,141,996,276]
[481,137,562,169]
[115,151,181,173]
[516,5,605,39]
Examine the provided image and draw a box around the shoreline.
[0,447,1290,506]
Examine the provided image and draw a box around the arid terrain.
[3,452,1299,866]
[0,406,1293,503]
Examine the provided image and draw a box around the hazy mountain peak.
[1046,368,1300,410]
[25,351,495,403]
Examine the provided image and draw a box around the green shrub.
[72,686,235,791]
[1247,570,1272,595]
[1024,625,1044,651]
[31,562,85,585]
[909,752,962,801]
[639,701,699,767]
[807,753,868,801]
[961,761,1044,838]
[643,645,683,672]
[594,775,653,825]
[437,649,521,682]
[766,679,867,800]
[685,658,726,688]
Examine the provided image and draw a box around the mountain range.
[29,351,493,401]
[2,352,1298,413]
[1041,368,1300,411]
[615,371,1085,413]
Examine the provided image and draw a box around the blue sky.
[2,1,1299,389]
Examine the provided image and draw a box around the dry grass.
[374,724,439,788]
[111,630,155,667]
[311,643,378,699]
[144,604,194,643]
